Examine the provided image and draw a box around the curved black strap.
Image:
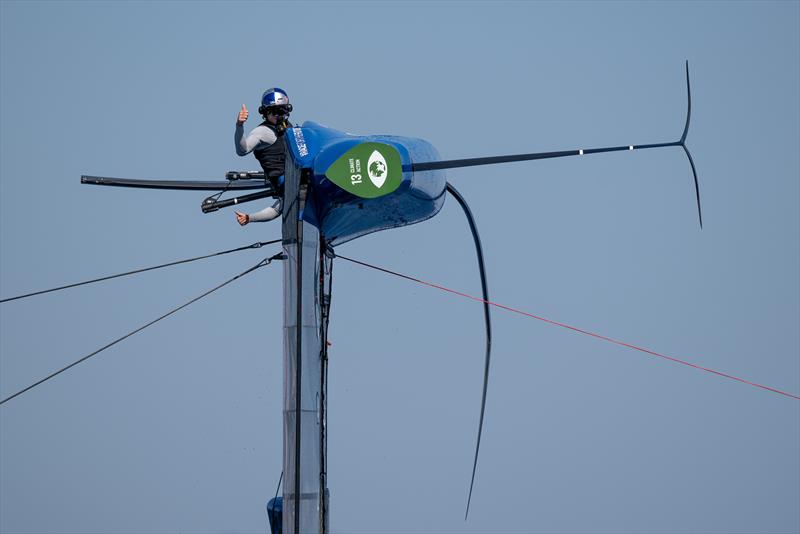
[445,182,492,520]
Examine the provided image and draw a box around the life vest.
[253,120,292,179]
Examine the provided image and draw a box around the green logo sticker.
[325,142,403,198]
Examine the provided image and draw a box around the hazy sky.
[1,2,798,533]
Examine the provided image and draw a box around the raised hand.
[237,104,249,125]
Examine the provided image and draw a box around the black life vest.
[253,120,292,179]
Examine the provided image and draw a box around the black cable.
[207,178,235,204]
[0,239,281,303]
[0,253,283,406]
[275,471,283,501]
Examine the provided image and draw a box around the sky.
[1,1,798,533]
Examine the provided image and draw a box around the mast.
[282,156,329,534]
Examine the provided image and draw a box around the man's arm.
[235,125,278,156]
[235,103,277,156]
[235,199,283,225]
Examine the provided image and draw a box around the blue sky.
[1,2,798,533]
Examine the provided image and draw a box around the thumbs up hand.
[237,104,249,125]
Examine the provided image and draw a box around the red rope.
[336,254,800,401]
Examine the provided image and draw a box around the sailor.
[234,87,293,226]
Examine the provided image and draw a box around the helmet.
[259,87,293,117]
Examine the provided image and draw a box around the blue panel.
[266,497,282,534]
[284,121,447,246]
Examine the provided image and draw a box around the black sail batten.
[445,183,492,521]
[81,175,269,191]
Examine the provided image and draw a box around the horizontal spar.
[405,62,701,228]
[81,175,269,191]
[201,189,277,213]
[406,141,681,172]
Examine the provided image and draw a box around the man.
[234,87,292,226]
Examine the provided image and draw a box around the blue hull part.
[285,121,446,246]
[266,496,282,534]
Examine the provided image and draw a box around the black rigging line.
[203,177,236,209]
[0,253,284,406]
[445,183,493,521]
[275,471,284,501]
[0,240,280,304]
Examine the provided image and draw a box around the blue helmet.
[259,87,292,117]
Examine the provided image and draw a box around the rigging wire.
[275,471,284,501]
[333,253,800,402]
[0,252,284,406]
[206,177,235,204]
[0,239,280,304]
